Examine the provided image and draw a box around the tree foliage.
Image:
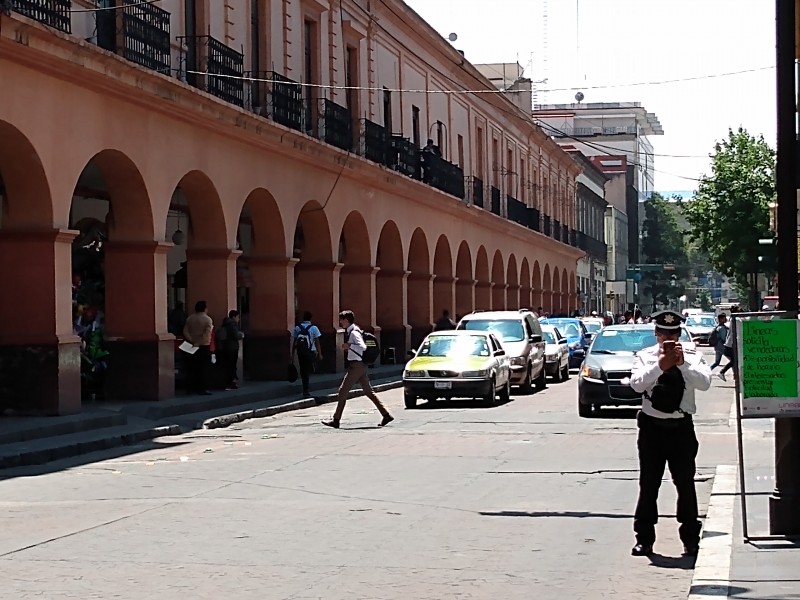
[680,128,777,307]
[641,192,689,309]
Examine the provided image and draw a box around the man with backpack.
[322,310,393,429]
[708,313,729,370]
[291,311,323,398]
[216,310,244,390]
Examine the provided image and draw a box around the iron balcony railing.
[421,152,465,199]
[570,228,578,247]
[96,0,171,74]
[318,98,353,152]
[553,219,561,240]
[527,207,541,232]
[360,119,389,166]
[246,71,304,132]
[562,224,570,244]
[490,186,501,216]
[470,177,484,208]
[11,0,71,33]
[507,196,527,225]
[542,215,551,237]
[585,235,608,260]
[389,136,421,180]
[179,35,244,107]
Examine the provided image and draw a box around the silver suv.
[456,310,547,392]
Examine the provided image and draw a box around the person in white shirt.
[628,310,712,558]
[322,310,393,429]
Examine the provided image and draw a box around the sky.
[403,0,777,195]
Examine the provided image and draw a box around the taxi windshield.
[461,319,525,342]
[418,335,491,358]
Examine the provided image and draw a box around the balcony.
[421,152,465,199]
[570,229,578,247]
[179,35,244,107]
[389,136,421,180]
[318,98,353,152]
[11,0,70,33]
[507,196,527,225]
[490,186,501,216]
[97,0,171,74]
[360,119,389,166]
[553,219,561,240]
[542,215,551,237]
[585,235,608,260]
[470,177,484,208]
[562,224,570,244]
[527,208,540,232]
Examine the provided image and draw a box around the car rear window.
[419,335,490,358]
[461,319,525,342]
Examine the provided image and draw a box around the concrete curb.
[202,379,404,430]
[687,464,737,599]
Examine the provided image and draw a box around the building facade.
[0,0,582,415]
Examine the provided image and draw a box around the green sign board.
[738,319,800,417]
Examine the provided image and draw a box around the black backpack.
[295,324,314,359]
[354,328,380,365]
[708,327,719,347]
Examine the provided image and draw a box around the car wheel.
[483,377,497,406]
[534,364,547,391]
[561,361,570,381]
[404,391,417,409]
[519,364,533,394]
[499,378,511,404]
[578,397,593,418]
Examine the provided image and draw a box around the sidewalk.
[0,364,404,470]
[689,417,800,599]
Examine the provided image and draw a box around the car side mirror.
[559,339,568,344]
[494,349,506,356]
[530,334,542,343]
[585,332,594,341]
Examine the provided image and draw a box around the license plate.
[434,381,452,389]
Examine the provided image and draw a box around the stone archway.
[543,265,552,313]
[236,188,287,380]
[520,258,531,310]
[568,269,576,314]
[407,228,432,348]
[432,235,454,325]
[376,220,407,360]
[455,241,474,320]
[562,268,571,315]
[532,260,542,313]
[0,120,79,415]
[475,246,491,310]
[338,210,373,328]
[506,254,519,309]
[491,250,505,310]
[553,268,562,314]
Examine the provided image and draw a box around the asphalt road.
[0,348,738,599]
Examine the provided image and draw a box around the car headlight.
[545,351,557,359]
[580,365,603,379]
[404,370,426,378]
[462,369,489,377]
[510,356,527,366]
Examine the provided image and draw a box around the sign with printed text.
[737,318,800,417]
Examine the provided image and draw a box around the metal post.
[770,0,800,535]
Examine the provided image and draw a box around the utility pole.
[771,0,800,535]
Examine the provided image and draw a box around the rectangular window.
[345,45,359,117]
[476,126,484,178]
[491,137,499,187]
[457,134,464,168]
[507,148,514,196]
[412,105,420,147]
[383,88,392,132]
[520,157,526,202]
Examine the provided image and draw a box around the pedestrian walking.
[629,310,712,557]
[717,316,736,381]
[291,311,323,398]
[322,310,393,429]
[217,309,244,390]
[709,313,729,370]
[434,309,456,331]
[183,300,214,395]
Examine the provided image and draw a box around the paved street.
[0,350,738,600]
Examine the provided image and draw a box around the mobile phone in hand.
[662,340,676,351]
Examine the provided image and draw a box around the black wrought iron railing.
[360,119,389,166]
[490,186,501,216]
[421,152,465,199]
[527,207,541,232]
[562,224,570,244]
[122,1,170,73]
[318,98,353,152]
[179,35,244,107]
[585,235,608,259]
[268,72,303,131]
[542,215,551,237]
[570,228,578,247]
[553,219,561,240]
[507,196,527,225]
[11,0,71,33]
[578,231,589,251]
[389,136,421,180]
[471,177,484,208]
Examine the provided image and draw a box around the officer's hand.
[674,343,685,366]
[658,349,676,371]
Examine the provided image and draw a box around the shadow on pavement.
[690,584,750,597]
[479,510,632,519]
[590,408,640,419]
[647,552,696,570]
[413,398,516,410]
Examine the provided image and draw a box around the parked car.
[540,317,591,368]
[403,330,512,408]
[577,324,697,417]
[685,313,716,345]
[580,317,605,342]
[456,310,547,392]
[541,325,570,382]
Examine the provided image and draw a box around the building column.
[532,287,543,313]
[244,257,298,380]
[433,275,456,323]
[376,268,410,361]
[104,241,174,401]
[295,261,344,372]
[408,272,433,349]
[186,248,241,325]
[492,283,507,310]
[506,284,521,310]
[455,278,475,320]
[0,229,81,415]
[475,281,493,311]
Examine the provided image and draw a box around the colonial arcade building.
[0,0,583,415]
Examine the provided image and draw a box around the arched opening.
[432,235,454,326]
[69,150,163,402]
[520,258,531,310]
[474,246,491,310]
[563,268,571,315]
[236,188,287,381]
[543,265,552,314]
[376,221,407,361]
[0,121,78,414]
[553,268,562,314]
[506,254,519,309]
[407,228,432,348]
[532,261,542,314]
[455,241,474,320]
[491,250,505,310]
[338,211,373,328]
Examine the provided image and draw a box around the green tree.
[641,193,689,310]
[680,128,777,309]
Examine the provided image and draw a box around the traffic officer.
[629,310,712,557]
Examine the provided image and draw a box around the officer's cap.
[652,309,683,331]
